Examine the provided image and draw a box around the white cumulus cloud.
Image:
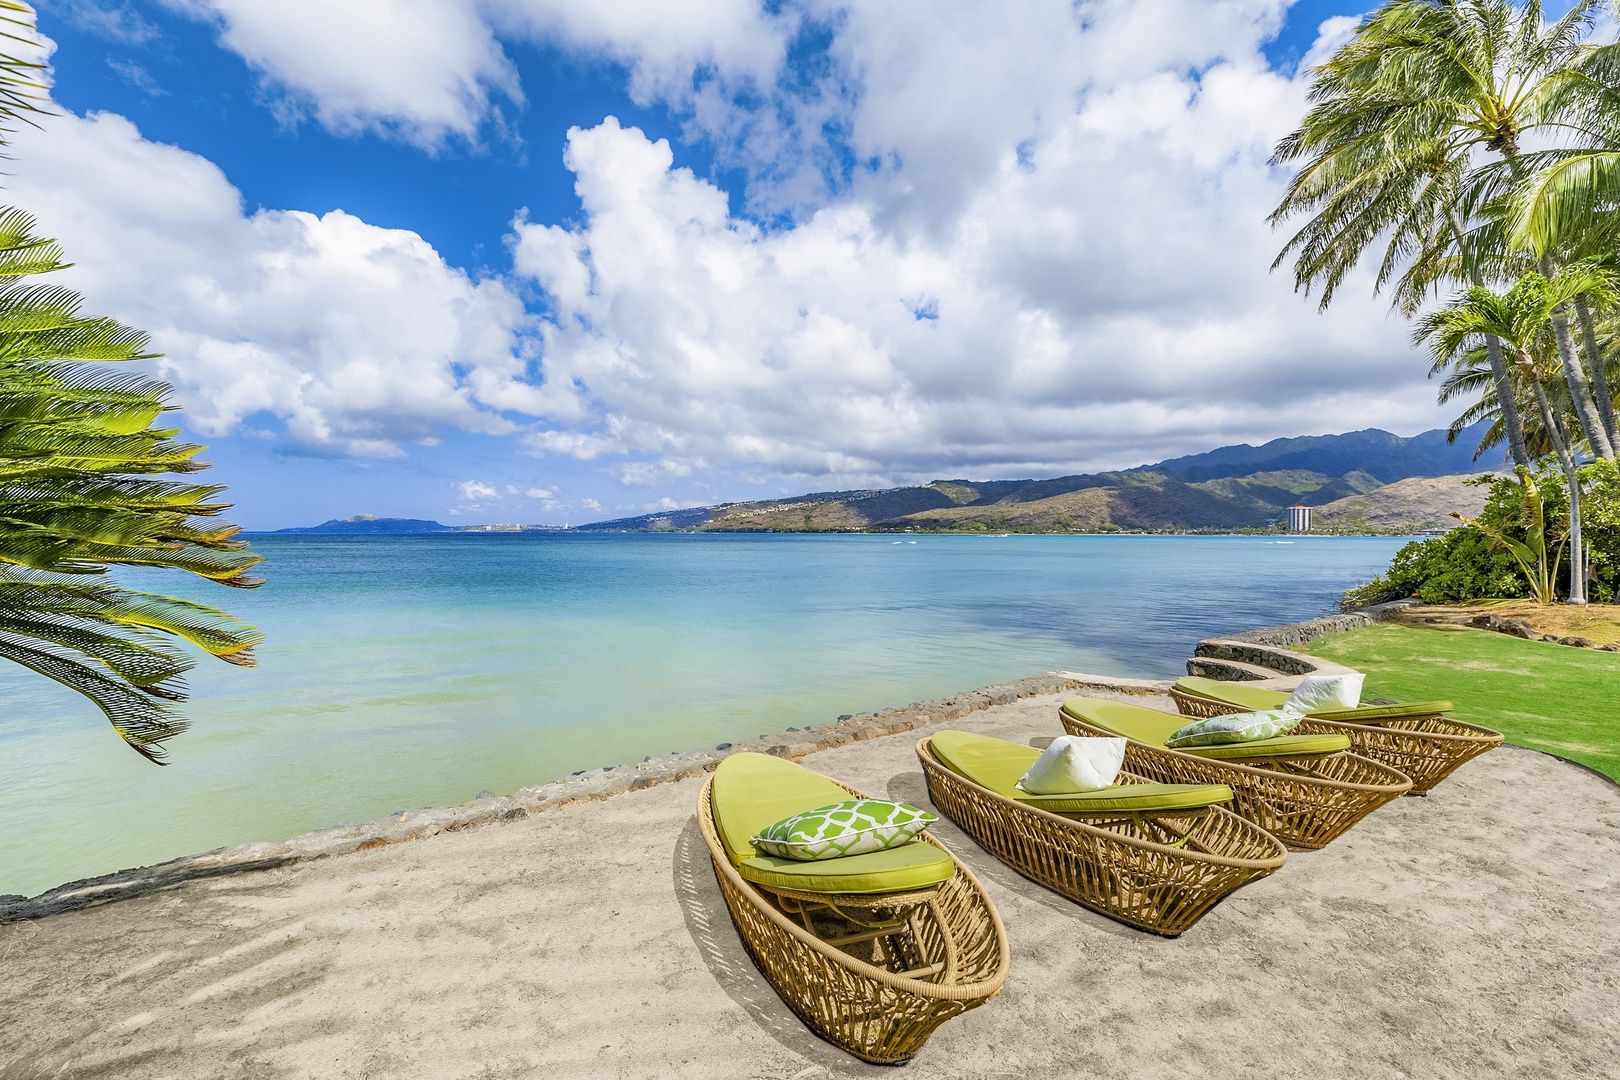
[9,109,546,457]
[162,0,520,145]
[165,0,785,147]
[510,104,1434,483]
[23,1,1465,498]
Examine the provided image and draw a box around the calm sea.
[0,533,1405,896]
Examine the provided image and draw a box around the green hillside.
[575,424,1503,533]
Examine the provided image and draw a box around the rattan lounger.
[917,732,1286,936]
[1170,676,1503,795]
[699,752,1009,1065]
[1059,699,1412,849]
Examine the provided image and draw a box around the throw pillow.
[1016,735,1126,794]
[1166,708,1303,748]
[752,799,937,861]
[1284,673,1365,714]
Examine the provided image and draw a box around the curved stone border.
[1182,600,1425,684]
[1222,599,1420,649]
[1187,639,1356,685]
[0,670,1167,925]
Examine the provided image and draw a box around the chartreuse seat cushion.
[1061,699,1351,759]
[928,730,1231,812]
[1174,676,1453,722]
[710,752,955,896]
[753,799,936,861]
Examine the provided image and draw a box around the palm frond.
[0,210,263,760]
[0,633,188,763]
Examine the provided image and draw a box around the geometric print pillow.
[1165,708,1304,748]
[752,799,937,861]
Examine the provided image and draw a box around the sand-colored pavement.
[3,692,1619,1079]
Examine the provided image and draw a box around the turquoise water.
[0,533,1404,896]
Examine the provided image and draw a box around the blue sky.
[21,0,1444,530]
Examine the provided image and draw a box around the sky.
[15,0,1448,530]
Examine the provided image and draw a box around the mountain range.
[576,423,1499,534]
[272,423,1500,535]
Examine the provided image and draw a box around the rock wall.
[1222,599,1419,649]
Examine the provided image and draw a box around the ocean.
[0,532,1406,897]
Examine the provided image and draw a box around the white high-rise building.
[1287,505,1312,533]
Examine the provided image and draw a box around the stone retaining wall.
[1222,599,1419,649]
[0,670,1166,924]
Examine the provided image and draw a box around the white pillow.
[1016,736,1126,795]
[1284,673,1365,714]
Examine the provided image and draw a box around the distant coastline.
[253,520,1439,538]
[268,423,1500,537]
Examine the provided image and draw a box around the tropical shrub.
[1342,465,1620,607]
[1454,469,1565,603]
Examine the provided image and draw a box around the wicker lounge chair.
[1169,676,1503,796]
[699,752,1009,1064]
[1059,699,1412,849]
[916,731,1286,936]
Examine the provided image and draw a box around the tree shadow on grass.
[670,817,891,1079]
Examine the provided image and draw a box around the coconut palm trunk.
[1450,213,1533,467]
[1574,294,1619,447]
[1530,243,1617,458]
[1548,305,1613,456]
[1520,359,1588,604]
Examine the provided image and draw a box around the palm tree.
[1416,268,1616,601]
[0,6,264,761]
[1501,55,1620,449]
[1271,0,1612,468]
[0,210,265,760]
[0,0,47,143]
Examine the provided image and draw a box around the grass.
[1308,622,1620,782]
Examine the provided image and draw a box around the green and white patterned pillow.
[1166,708,1303,748]
[752,799,937,861]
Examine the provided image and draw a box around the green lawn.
[1308,623,1620,782]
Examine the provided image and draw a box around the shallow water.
[0,532,1404,896]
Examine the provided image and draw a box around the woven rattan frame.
[698,773,1009,1065]
[1168,688,1503,795]
[916,738,1285,936]
[1059,707,1412,850]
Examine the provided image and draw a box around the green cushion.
[737,843,957,896]
[928,730,1231,813]
[1174,677,1453,722]
[1061,699,1350,759]
[1175,677,1290,712]
[712,752,956,895]
[1310,701,1456,721]
[1175,732,1352,759]
[711,752,855,864]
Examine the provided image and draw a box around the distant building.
[1287,505,1312,533]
